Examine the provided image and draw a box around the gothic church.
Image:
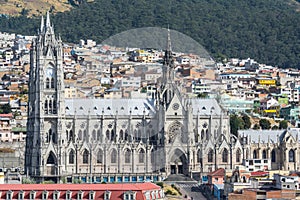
[25,13,238,183]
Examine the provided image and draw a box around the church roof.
[65,98,156,116]
[238,130,284,144]
[191,98,222,115]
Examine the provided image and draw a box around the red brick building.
[0,182,165,200]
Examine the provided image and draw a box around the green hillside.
[0,0,299,68]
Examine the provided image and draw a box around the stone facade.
[25,13,238,182]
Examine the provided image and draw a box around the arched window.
[106,130,110,140]
[206,129,209,140]
[47,151,57,164]
[289,149,295,162]
[51,77,55,88]
[201,130,204,140]
[78,130,82,140]
[83,130,87,141]
[236,148,241,163]
[83,149,89,164]
[69,130,74,142]
[253,150,257,159]
[125,149,131,163]
[262,150,267,159]
[125,130,128,141]
[119,130,124,140]
[197,149,201,163]
[222,149,228,163]
[139,149,145,163]
[69,149,75,164]
[111,149,117,163]
[46,78,50,88]
[208,149,213,163]
[97,149,103,164]
[97,130,101,142]
[92,130,96,140]
[44,100,48,114]
[195,133,198,143]
[111,130,115,142]
[271,149,276,162]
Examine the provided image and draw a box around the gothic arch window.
[262,150,267,159]
[125,130,128,141]
[44,100,48,114]
[271,149,276,162]
[125,149,131,163]
[106,130,110,141]
[206,129,209,140]
[49,99,52,114]
[97,149,103,164]
[236,148,241,163]
[289,149,295,162]
[69,149,75,164]
[53,99,57,114]
[47,151,57,164]
[111,149,117,163]
[78,130,82,140]
[222,148,228,163]
[69,130,74,142]
[197,149,201,163]
[246,149,249,158]
[97,130,101,142]
[208,149,213,163]
[137,130,141,141]
[139,149,145,163]
[51,78,55,88]
[92,130,96,140]
[120,130,124,140]
[83,130,87,141]
[111,130,115,142]
[253,150,257,159]
[83,149,89,164]
[168,121,182,143]
[151,149,155,163]
[201,130,204,140]
[195,132,199,143]
[46,78,50,88]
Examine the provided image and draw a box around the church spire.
[163,27,173,67]
[40,15,44,33]
[46,11,51,27]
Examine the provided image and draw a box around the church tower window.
[125,149,131,163]
[83,149,89,164]
[222,148,228,163]
[289,149,295,162]
[262,150,267,159]
[208,149,213,163]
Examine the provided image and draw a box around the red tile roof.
[208,168,225,177]
[250,171,269,177]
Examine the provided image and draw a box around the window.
[236,148,241,163]
[66,191,72,200]
[69,149,75,164]
[138,149,145,163]
[111,149,117,163]
[123,191,136,200]
[271,149,276,162]
[6,190,13,200]
[208,149,213,163]
[53,191,60,200]
[97,149,103,164]
[83,149,89,164]
[77,191,84,200]
[289,149,295,162]
[30,191,36,200]
[125,149,131,163]
[222,149,228,163]
[42,190,48,200]
[18,190,24,200]
[262,149,267,159]
[104,191,111,200]
[253,150,257,159]
[89,191,95,200]
[197,149,201,163]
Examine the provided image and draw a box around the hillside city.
[1,29,300,200]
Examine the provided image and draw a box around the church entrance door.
[170,149,188,175]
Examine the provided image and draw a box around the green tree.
[253,124,260,130]
[242,114,251,129]
[230,114,244,136]
[0,104,11,114]
[279,120,288,129]
[259,118,271,130]
[272,125,279,130]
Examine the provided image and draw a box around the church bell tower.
[25,12,65,182]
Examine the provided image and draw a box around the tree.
[259,119,271,130]
[279,120,288,129]
[242,114,251,129]
[253,124,260,130]
[272,125,279,130]
[230,114,244,136]
[0,104,11,114]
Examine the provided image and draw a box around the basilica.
[24,13,271,183]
